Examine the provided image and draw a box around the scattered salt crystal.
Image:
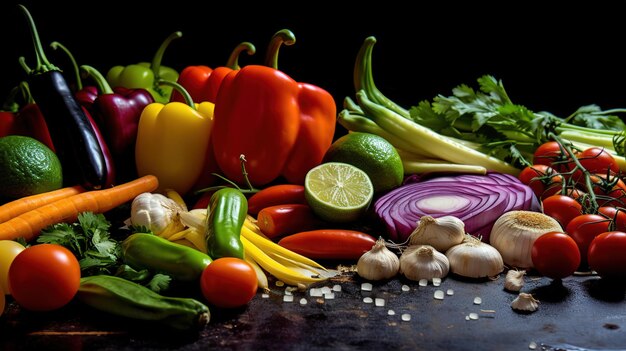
[261,293,270,299]
[419,279,428,287]
[469,312,479,320]
[465,315,470,321]
[309,288,323,297]
[529,341,537,350]
[401,284,410,292]
[284,289,292,296]
[432,277,442,286]
[401,314,411,321]
[299,298,308,305]
[446,289,454,296]
[361,282,373,291]
[387,310,395,316]
[375,298,385,307]
[332,284,342,292]
[363,297,373,304]
[283,295,294,302]
[473,297,482,305]
[434,290,445,300]
[321,286,332,295]
[275,281,285,287]
[324,292,335,300]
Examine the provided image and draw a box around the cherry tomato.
[0,240,26,295]
[541,194,582,229]
[577,147,619,175]
[531,231,580,279]
[200,257,258,308]
[8,244,81,311]
[581,174,626,207]
[518,164,563,200]
[588,231,626,279]
[598,206,626,231]
[533,141,576,173]
[565,214,611,267]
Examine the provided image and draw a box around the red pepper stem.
[18,82,35,105]
[80,65,114,95]
[157,79,194,108]
[18,4,58,74]
[1,85,20,112]
[226,42,256,70]
[151,31,182,80]
[50,41,83,91]
[263,29,296,70]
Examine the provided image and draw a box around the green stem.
[18,57,32,74]
[157,79,194,108]
[18,4,58,74]
[264,29,296,70]
[238,154,257,192]
[151,31,182,80]
[19,82,35,105]
[50,41,82,90]
[1,85,20,112]
[559,123,620,136]
[226,42,256,70]
[80,65,114,94]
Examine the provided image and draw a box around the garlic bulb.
[504,269,526,292]
[408,215,465,252]
[130,192,186,237]
[445,235,503,279]
[357,237,400,281]
[511,292,539,312]
[489,211,562,269]
[399,245,449,281]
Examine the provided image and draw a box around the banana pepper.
[135,80,214,195]
[212,29,336,187]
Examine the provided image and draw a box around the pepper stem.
[264,29,296,70]
[18,57,32,74]
[18,4,58,74]
[157,79,194,108]
[151,31,182,80]
[80,65,114,95]
[19,82,35,105]
[226,42,256,70]
[1,85,21,112]
[50,41,82,90]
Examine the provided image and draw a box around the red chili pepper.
[277,229,377,260]
[212,29,336,187]
[257,204,320,239]
[247,184,307,215]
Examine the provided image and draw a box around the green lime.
[304,162,374,223]
[322,132,403,193]
[0,135,63,199]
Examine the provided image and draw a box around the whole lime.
[0,135,63,199]
[323,132,403,193]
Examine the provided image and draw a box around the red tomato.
[598,206,626,231]
[518,164,563,200]
[577,147,619,175]
[531,231,580,279]
[533,141,576,173]
[588,231,626,279]
[582,174,626,207]
[565,214,611,267]
[541,194,582,229]
[200,257,258,308]
[8,244,81,311]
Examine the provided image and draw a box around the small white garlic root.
[408,215,465,252]
[399,245,449,281]
[504,269,526,292]
[511,292,539,312]
[357,237,400,281]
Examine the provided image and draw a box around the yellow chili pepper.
[135,80,214,195]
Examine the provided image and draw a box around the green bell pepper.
[106,32,181,103]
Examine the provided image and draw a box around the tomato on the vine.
[200,257,258,309]
[582,174,626,207]
[541,194,582,229]
[533,141,577,173]
[531,231,580,279]
[518,164,564,200]
[588,231,626,279]
[598,206,626,232]
[577,147,619,175]
[8,244,81,311]
[565,214,611,267]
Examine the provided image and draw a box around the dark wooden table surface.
[2,269,626,351]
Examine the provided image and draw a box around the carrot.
[0,185,86,224]
[277,229,377,260]
[0,175,159,242]
[247,184,306,215]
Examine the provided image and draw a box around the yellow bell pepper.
[135,81,214,195]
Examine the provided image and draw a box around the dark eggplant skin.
[28,70,107,189]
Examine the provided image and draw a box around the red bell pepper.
[212,29,336,186]
[80,65,154,183]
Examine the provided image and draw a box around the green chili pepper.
[77,275,210,330]
[205,188,247,260]
[121,233,212,282]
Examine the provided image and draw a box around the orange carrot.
[0,175,159,242]
[0,185,86,224]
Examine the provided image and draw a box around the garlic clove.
[399,245,450,281]
[445,235,504,279]
[408,215,465,252]
[357,237,400,281]
[504,269,526,292]
[511,292,539,312]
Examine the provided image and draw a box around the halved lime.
[304,162,374,223]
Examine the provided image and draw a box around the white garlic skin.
[357,238,400,281]
[511,292,539,312]
[408,215,465,252]
[445,235,504,279]
[399,245,449,281]
[504,270,526,292]
[130,192,185,236]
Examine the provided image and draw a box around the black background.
[1,1,626,120]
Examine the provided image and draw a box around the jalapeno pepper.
[205,188,247,260]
